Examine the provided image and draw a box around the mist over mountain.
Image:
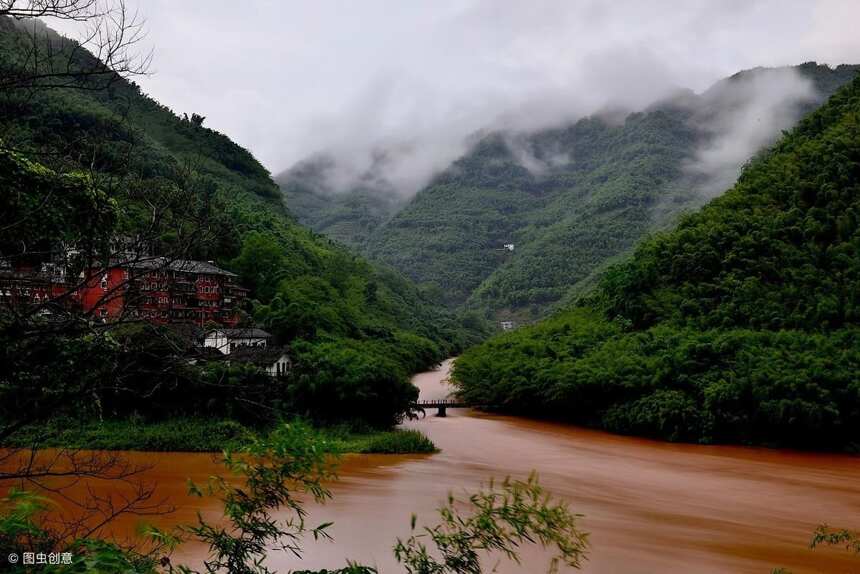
[277,154,406,248]
[452,72,860,449]
[255,1,858,192]
[279,65,817,202]
[280,63,859,318]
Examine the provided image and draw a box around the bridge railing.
[414,399,467,407]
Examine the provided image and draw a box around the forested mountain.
[452,75,860,449]
[280,63,860,320]
[0,17,483,429]
[277,154,405,249]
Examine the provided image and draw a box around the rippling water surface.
[18,359,860,572]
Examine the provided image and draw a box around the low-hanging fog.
[682,67,818,197]
[46,0,860,197]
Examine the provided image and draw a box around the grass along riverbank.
[4,417,437,454]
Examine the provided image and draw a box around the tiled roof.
[229,346,290,367]
[208,327,272,339]
[125,257,237,277]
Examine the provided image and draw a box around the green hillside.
[282,63,859,322]
[452,75,860,449]
[0,17,482,428]
[277,155,405,249]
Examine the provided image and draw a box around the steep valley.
[280,63,860,323]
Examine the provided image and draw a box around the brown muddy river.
[18,359,860,572]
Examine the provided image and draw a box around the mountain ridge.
[279,63,860,323]
[451,73,860,449]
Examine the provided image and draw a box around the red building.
[78,257,248,327]
[0,261,73,312]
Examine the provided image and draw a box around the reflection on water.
[12,359,860,573]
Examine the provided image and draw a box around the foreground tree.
[771,525,860,573]
[394,473,588,574]
[810,525,860,557]
[0,0,150,92]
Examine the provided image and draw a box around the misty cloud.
[44,0,860,196]
[494,66,822,198]
[684,67,818,197]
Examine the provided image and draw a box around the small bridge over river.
[414,399,468,417]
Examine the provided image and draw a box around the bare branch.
[0,0,152,94]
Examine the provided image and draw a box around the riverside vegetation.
[0,16,488,451]
[3,417,437,454]
[453,74,860,450]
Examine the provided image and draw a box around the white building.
[267,351,291,378]
[230,346,292,378]
[503,243,515,252]
[500,320,515,331]
[204,327,271,355]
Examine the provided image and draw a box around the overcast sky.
[49,0,860,189]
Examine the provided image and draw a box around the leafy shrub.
[361,430,437,454]
[602,390,703,442]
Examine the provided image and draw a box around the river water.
[18,359,860,572]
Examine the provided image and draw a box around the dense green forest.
[281,63,860,321]
[277,154,406,249]
[452,75,860,449]
[0,17,486,434]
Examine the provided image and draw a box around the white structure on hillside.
[500,320,515,331]
[267,351,291,378]
[230,346,291,378]
[204,328,271,355]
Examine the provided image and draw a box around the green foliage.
[811,525,860,556]
[0,489,159,574]
[598,76,860,331]
[359,429,438,454]
[3,417,253,452]
[5,417,438,455]
[283,64,860,320]
[0,18,488,430]
[453,75,860,449]
[774,523,860,573]
[0,317,123,439]
[184,422,338,574]
[0,147,118,262]
[287,338,419,428]
[602,390,701,443]
[279,160,405,250]
[393,473,588,573]
[0,489,54,559]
